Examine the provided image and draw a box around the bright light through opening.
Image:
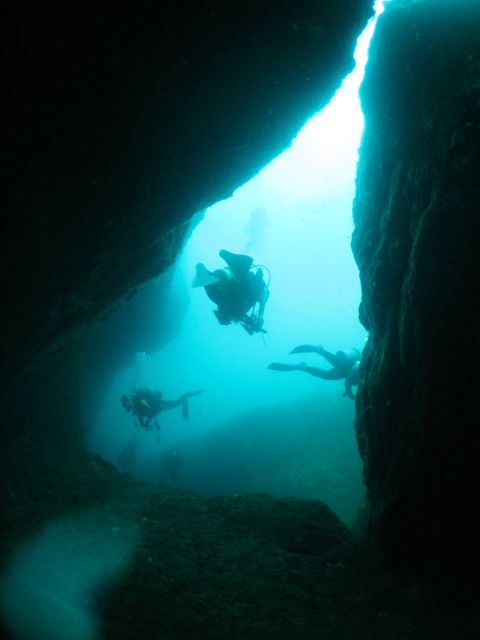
[259,0,386,201]
[87,2,388,521]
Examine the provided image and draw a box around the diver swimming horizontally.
[192,249,269,335]
[121,387,203,432]
[268,344,361,399]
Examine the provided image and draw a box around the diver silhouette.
[121,388,203,433]
[159,447,184,486]
[192,249,269,335]
[268,344,361,399]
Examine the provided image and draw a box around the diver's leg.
[161,398,183,411]
[301,365,345,380]
[315,348,343,368]
[268,362,343,379]
[163,395,191,421]
[160,392,202,421]
[343,365,360,399]
[183,390,203,399]
[219,250,253,281]
[343,378,355,399]
[162,391,202,411]
[288,344,342,368]
[268,362,304,372]
[192,264,220,288]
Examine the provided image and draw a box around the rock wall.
[352,0,480,562]
[3,1,373,396]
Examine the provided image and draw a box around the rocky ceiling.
[3,1,373,395]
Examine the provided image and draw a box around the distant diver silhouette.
[268,344,361,399]
[159,447,184,486]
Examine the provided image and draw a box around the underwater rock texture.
[3,1,373,393]
[2,437,479,639]
[352,0,480,562]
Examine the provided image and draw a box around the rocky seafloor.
[1,434,478,639]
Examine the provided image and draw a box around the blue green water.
[86,2,388,528]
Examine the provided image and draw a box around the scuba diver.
[159,447,184,485]
[121,387,203,433]
[192,249,269,335]
[268,344,361,399]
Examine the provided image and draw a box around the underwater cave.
[2,0,479,638]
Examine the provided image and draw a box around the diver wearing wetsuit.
[192,249,269,334]
[268,344,361,399]
[121,388,202,431]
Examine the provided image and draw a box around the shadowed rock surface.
[352,0,480,563]
[3,1,373,392]
[1,436,478,639]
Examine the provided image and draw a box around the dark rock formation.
[3,1,373,396]
[2,436,478,639]
[352,0,480,563]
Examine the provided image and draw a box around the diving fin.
[184,390,203,398]
[219,250,253,280]
[289,344,324,355]
[192,263,220,288]
[268,362,304,372]
[180,390,203,420]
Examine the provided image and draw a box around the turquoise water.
[86,2,387,527]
